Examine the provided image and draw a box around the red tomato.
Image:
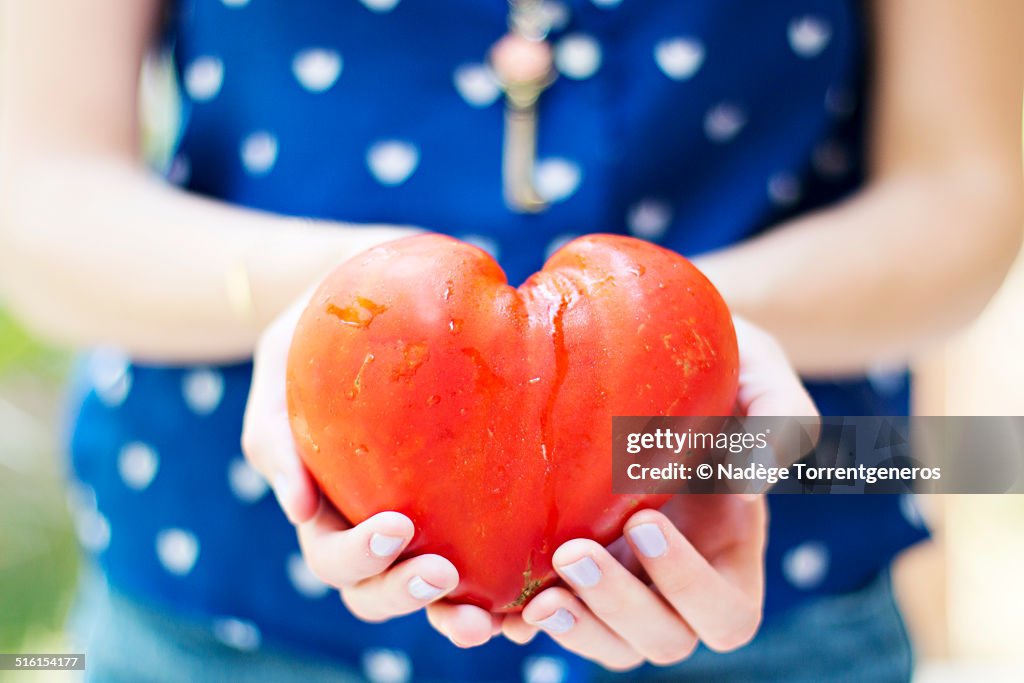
[287,234,738,611]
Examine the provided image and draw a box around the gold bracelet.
[225,258,258,328]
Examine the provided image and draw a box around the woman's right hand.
[242,283,494,641]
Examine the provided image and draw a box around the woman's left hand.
[501,496,766,670]
[429,496,767,659]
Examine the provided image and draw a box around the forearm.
[0,151,412,362]
[696,166,1022,376]
[696,0,1024,378]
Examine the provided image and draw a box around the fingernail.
[534,608,575,634]
[369,533,404,557]
[407,575,444,601]
[629,523,668,558]
[560,556,601,588]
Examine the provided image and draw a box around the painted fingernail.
[560,556,601,588]
[535,608,575,634]
[369,533,404,558]
[407,575,444,601]
[629,523,668,558]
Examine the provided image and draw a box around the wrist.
[692,249,771,326]
[244,220,422,330]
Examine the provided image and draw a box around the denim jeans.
[69,572,364,683]
[70,570,911,682]
[604,570,913,683]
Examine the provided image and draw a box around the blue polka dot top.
[66,1,928,681]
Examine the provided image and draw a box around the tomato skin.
[287,234,738,611]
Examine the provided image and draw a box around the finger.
[269,446,318,524]
[425,603,500,648]
[500,614,539,645]
[341,553,459,622]
[297,506,413,587]
[729,316,820,493]
[605,534,643,575]
[241,407,320,524]
[624,506,764,652]
[551,540,698,665]
[707,498,768,611]
[242,330,319,524]
[732,316,816,418]
[521,588,644,671]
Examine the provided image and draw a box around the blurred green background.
[0,310,78,657]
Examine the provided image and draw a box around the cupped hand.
[242,279,482,634]
[490,316,817,670]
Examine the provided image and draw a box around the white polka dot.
[221,0,250,7]
[627,198,673,239]
[184,56,224,101]
[704,103,746,143]
[523,656,567,683]
[292,48,343,93]
[542,1,571,31]
[767,172,802,207]
[534,158,582,203]
[67,481,98,517]
[812,140,849,178]
[69,482,110,553]
[182,368,225,416]
[867,363,906,396]
[788,16,832,58]
[362,648,412,683]
[545,233,579,261]
[74,509,110,553]
[654,38,705,81]
[453,63,501,108]
[156,528,199,576]
[825,85,856,117]
[287,553,330,599]
[212,617,261,651]
[118,442,159,491]
[782,542,829,589]
[590,0,621,8]
[240,131,278,176]
[900,494,927,529]
[367,140,419,186]
[89,348,132,407]
[554,34,602,80]
[166,154,191,186]
[228,457,269,503]
[359,0,400,13]
[461,234,501,261]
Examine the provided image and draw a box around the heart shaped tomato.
[287,234,738,611]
